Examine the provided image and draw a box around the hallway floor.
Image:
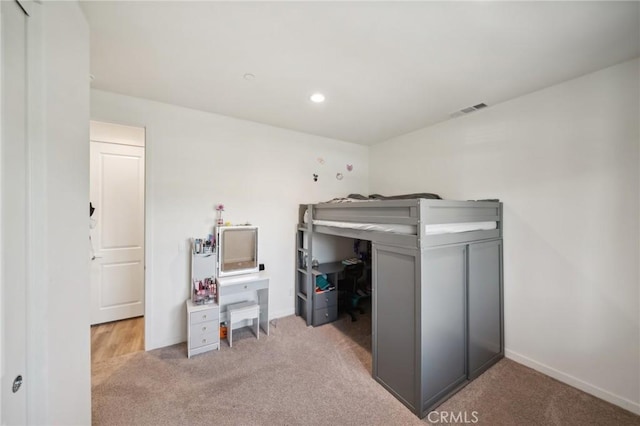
[91,316,144,364]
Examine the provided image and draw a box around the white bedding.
[312,219,496,235]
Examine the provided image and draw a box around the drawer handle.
[202,339,207,344]
[325,313,329,317]
[244,285,248,289]
[325,297,329,302]
[202,326,207,332]
[202,315,207,320]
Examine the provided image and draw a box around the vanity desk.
[216,272,270,336]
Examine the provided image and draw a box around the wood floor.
[91,316,144,363]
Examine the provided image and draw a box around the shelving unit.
[295,204,339,326]
[191,241,217,304]
[187,239,219,357]
[295,205,313,326]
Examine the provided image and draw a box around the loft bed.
[295,196,504,418]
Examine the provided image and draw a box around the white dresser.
[186,300,220,358]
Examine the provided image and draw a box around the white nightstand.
[186,300,220,358]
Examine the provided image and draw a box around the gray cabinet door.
[468,239,502,378]
[421,245,467,410]
[373,244,419,411]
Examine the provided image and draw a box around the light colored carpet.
[92,312,639,425]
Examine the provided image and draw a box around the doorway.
[89,121,145,362]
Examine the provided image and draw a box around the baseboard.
[269,307,295,321]
[505,349,640,415]
[147,337,181,351]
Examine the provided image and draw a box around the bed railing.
[302,199,502,249]
[313,200,420,225]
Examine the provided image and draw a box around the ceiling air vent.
[450,102,488,118]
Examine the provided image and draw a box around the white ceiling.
[81,1,640,145]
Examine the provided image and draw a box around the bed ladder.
[295,204,314,325]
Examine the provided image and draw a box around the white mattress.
[312,220,496,235]
[424,221,497,235]
[313,220,416,234]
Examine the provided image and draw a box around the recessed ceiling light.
[310,93,325,103]
[243,73,255,81]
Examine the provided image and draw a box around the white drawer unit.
[186,300,220,358]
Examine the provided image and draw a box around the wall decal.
[313,174,318,182]
[336,173,343,180]
[317,157,325,165]
[346,164,353,172]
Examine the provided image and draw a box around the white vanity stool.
[227,301,260,347]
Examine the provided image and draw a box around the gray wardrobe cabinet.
[372,239,503,417]
[468,240,503,379]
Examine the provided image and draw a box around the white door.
[1,0,29,423]
[90,141,145,324]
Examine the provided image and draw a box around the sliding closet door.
[1,1,29,423]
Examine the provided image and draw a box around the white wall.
[370,59,640,413]
[90,89,369,349]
